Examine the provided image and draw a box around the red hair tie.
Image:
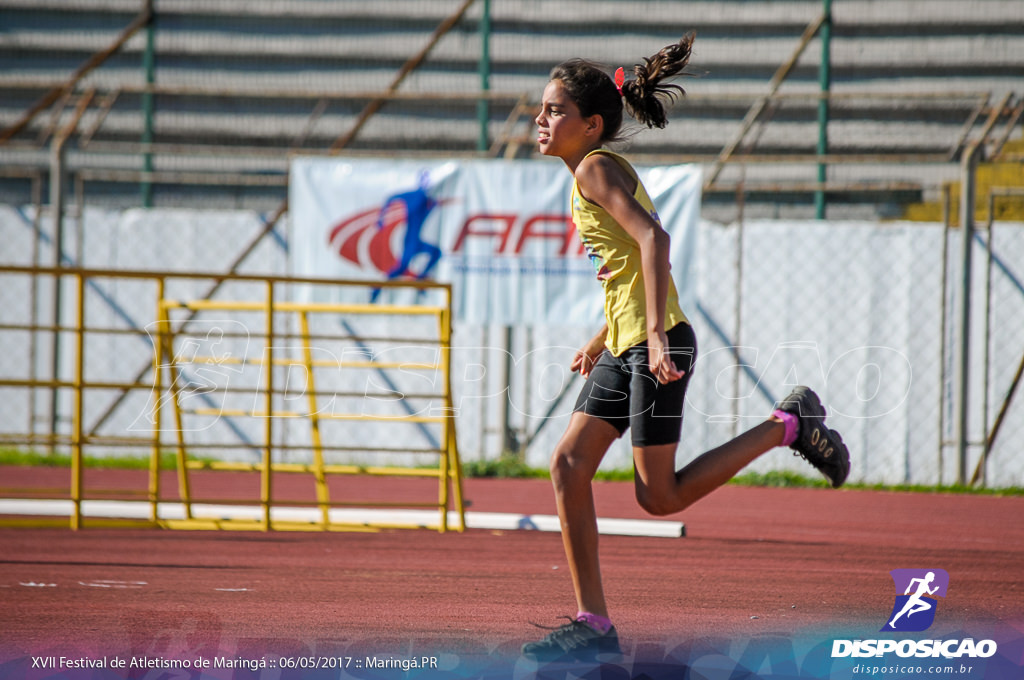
[614,67,625,95]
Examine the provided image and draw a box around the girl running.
[522,35,851,663]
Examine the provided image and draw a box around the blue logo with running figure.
[882,569,949,632]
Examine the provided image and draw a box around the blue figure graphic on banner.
[370,171,443,302]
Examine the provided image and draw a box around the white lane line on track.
[0,499,685,538]
[79,580,147,589]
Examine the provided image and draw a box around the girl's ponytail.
[620,34,695,129]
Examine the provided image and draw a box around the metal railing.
[0,265,465,532]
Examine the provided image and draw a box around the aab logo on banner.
[882,568,949,632]
[328,170,448,283]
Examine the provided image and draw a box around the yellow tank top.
[571,149,689,356]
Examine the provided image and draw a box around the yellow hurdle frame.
[153,295,465,533]
[0,265,465,533]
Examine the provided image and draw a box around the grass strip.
[3,447,1021,496]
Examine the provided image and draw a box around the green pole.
[815,0,831,219]
[141,0,155,207]
[476,0,491,152]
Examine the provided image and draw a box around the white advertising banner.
[289,157,701,325]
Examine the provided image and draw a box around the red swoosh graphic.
[327,204,405,274]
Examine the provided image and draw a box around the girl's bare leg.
[549,412,622,618]
[633,417,786,516]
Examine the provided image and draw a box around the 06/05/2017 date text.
[279,656,440,671]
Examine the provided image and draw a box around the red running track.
[1,467,1023,673]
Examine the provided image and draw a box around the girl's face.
[535,80,600,163]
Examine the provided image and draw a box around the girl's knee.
[549,447,573,484]
[635,485,675,516]
[549,446,588,493]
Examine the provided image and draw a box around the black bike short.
[572,322,697,447]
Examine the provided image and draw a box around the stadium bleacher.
[1,0,1021,219]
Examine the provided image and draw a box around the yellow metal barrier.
[0,265,465,533]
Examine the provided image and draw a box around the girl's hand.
[647,329,685,384]
[571,333,606,378]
